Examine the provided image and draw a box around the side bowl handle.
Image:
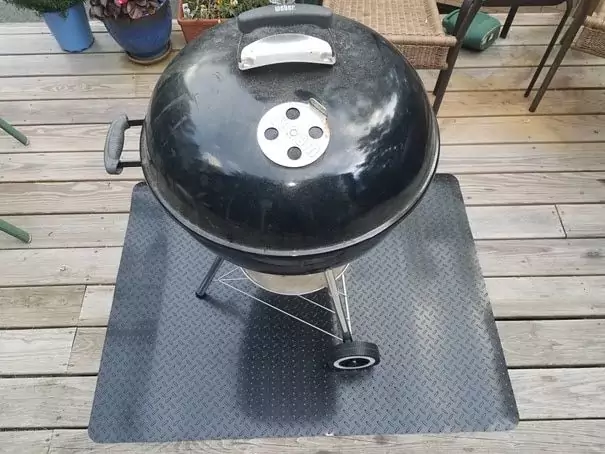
[104,115,143,175]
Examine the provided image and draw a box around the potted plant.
[5,0,94,52]
[89,0,173,64]
[178,0,270,43]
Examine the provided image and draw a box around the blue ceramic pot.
[42,3,94,53]
[103,0,172,62]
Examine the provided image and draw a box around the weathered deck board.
[3,112,604,149]
[0,214,128,249]
[487,276,605,318]
[0,53,177,77]
[0,181,139,215]
[0,13,562,35]
[499,320,605,366]
[2,369,604,428]
[0,205,563,250]
[0,26,570,56]
[54,319,605,376]
[0,248,122,286]
[0,329,75,374]
[2,118,601,153]
[67,328,105,374]
[4,66,604,104]
[558,204,605,238]
[510,368,605,419]
[0,31,185,55]
[79,286,114,327]
[0,124,140,153]
[5,275,605,332]
[439,115,605,144]
[1,237,603,291]
[0,431,52,454]
[466,205,564,239]
[1,99,148,125]
[422,66,605,91]
[2,88,605,121]
[439,90,605,117]
[0,153,140,183]
[440,144,605,173]
[2,174,604,216]
[0,286,85,328]
[1,46,601,79]
[0,74,156,101]
[43,421,605,454]
[477,239,605,277]
[457,173,605,205]
[5,143,605,183]
[0,377,96,428]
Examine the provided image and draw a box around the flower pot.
[42,3,94,53]
[177,0,222,43]
[102,0,173,64]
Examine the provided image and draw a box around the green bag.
[442,10,502,51]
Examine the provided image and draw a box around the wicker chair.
[529,0,605,111]
[323,0,485,113]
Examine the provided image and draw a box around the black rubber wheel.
[330,341,380,370]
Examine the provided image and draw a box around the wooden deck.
[1,13,605,453]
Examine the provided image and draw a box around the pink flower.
[114,0,128,5]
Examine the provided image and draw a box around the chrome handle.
[238,33,335,70]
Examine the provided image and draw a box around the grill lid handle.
[237,4,332,34]
[237,4,335,71]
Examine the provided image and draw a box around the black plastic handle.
[104,114,143,175]
[237,4,332,34]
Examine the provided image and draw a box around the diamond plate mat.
[89,174,519,443]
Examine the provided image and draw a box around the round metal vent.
[256,101,330,168]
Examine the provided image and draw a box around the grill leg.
[195,256,224,299]
[325,269,353,342]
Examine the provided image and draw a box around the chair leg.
[0,219,31,243]
[524,0,573,97]
[433,0,483,114]
[500,6,518,39]
[528,3,586,112]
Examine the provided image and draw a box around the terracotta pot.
[177,0,223,43]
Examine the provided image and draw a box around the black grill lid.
[140,5,439,257]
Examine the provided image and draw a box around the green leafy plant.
[181,0,270,20]
[4,0,84,14]
[89,0,163,20]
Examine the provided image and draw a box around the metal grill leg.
[195,257,224,299]
[325,269,352,342]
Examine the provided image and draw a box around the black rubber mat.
[89,174,518,443]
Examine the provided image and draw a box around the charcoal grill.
[104,4,439,370]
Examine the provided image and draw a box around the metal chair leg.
[524,0,573,97]
[500,6,518,39]
[0,219,31,243]
[195,256,224,299]
[529,0,588,112]
[0,117,29,146]
[433,0,483,114]
[433,0,473,96]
